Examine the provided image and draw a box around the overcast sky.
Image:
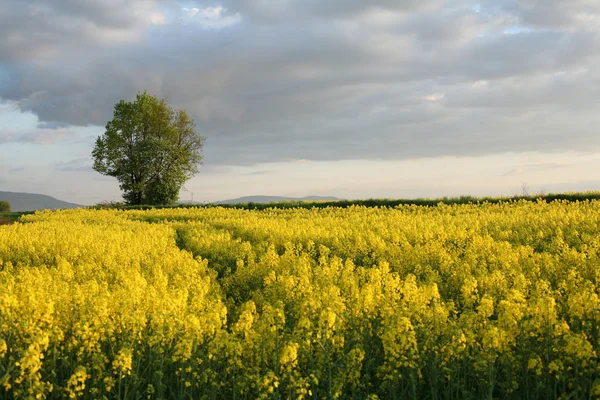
[1,0,599,204]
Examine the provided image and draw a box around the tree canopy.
[92,92,204,205]
[0,201,10,212]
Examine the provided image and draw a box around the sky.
[1,0,599,204]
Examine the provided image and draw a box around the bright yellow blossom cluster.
[1,201,600,398]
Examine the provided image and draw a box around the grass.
[5,191,600,216]
[0,212,33,225]
[100,191,600,211]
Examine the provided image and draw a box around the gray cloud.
[0,0,165,61]
[219,0,443,21]
[0,128,76,144]
[246,170,273,176]
[199,164,231,173]
[1,0,599,166]
[54,158,94,172]
[503,161,574,176]
[479,0,600,29]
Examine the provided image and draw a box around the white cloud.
[149,13,166,25]
[182,6,241,29]
[504,167,524,176]
[424,93,445,101]
[203,6,226,19]
[182,7,201,18]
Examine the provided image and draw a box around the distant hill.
[215,195,342,205]
[0,191,82,212]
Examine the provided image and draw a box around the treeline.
[0,211,32,225]
[95,191,600,211]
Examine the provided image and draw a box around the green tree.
[92,92,205,205]
[0,201,10,212]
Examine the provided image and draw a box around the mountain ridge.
[0,191,82,212]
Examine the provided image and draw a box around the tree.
[0,201,10,212]
[92,92,205,205]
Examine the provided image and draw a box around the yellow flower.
[66,367,88,398]
[0,338,7,358]
[112,348,133,378]
[280,342,299,367]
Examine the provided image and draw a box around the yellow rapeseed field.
[1,201,600,399]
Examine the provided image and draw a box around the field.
[1,201,600,399]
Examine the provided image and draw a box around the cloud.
[504,167,524,176]
[0,128,76,144]
[479,0,600,30]
[245,170,273,176]
[0,0,599,166]
[0,0,164,62]
[503,161,574,176]
[424,93,445,102]
[149,13,166,25]
[219,0,442,21]
[181,6,241,29]
[54,158,94,172]
[198,164,234,174]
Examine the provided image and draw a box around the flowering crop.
[1,201,600,398]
